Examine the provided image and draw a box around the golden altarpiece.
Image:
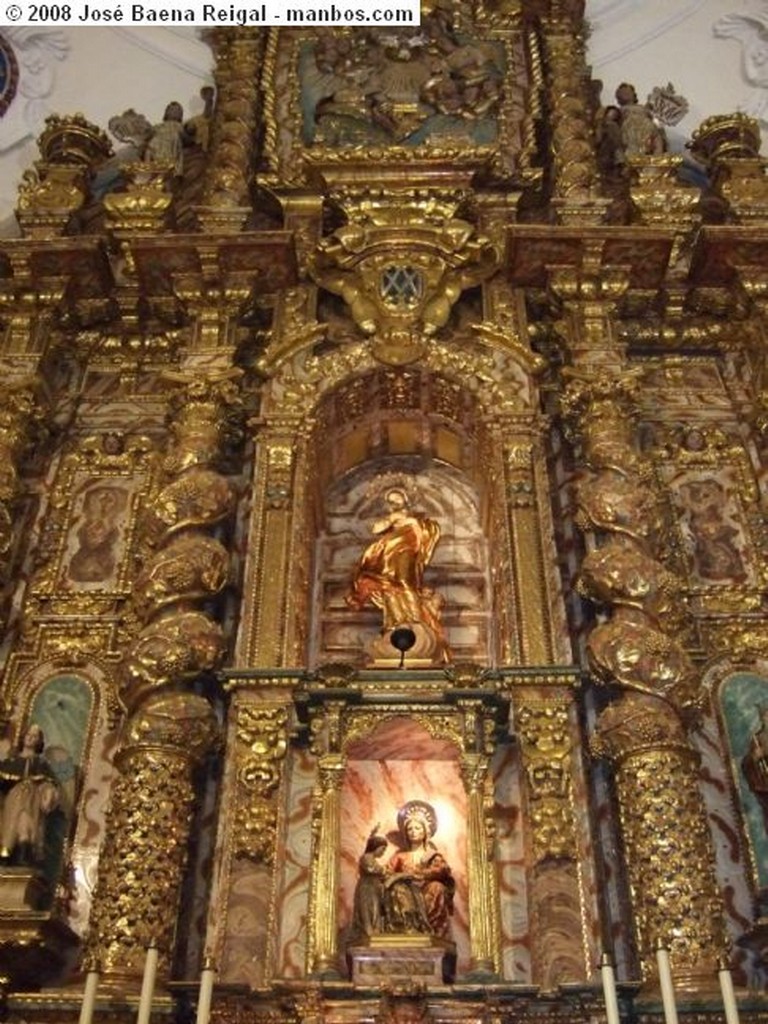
[0,3,767,1023]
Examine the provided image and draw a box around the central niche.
[312,457,491,667]
[338,717,469,977]
[309,369,492,668]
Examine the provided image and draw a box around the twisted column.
[562,369,727,990]
[197,29,266,232]
[84,374,243,989]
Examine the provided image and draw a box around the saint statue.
[349,830,390,944]
[743,704,768,830]
[346,485,448,662]
[0,724,60,867]
[348,802,455,947]
[385,800,454,938]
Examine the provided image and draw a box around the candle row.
[600,949,742,1024]
[77,949,216,1024]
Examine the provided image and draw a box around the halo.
[397,799,438,838]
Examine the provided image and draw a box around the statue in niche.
[349,802,454,945]
[385,800,454,937]
[743,703,768,829]
[349,830,392,943]
[0,724,60,867]
[346,483,448,663]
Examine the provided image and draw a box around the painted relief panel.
[298,17,505,148]
[669,469,753,588]
[643,400,764,612]
[721,673,768,894]
[63,479,131,589]
[28,435,152,610]
[264,4,532,181]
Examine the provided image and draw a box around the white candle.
[718,965,741,1024]
[656,946,679,1024]
[600,952,621,1024]
[136,945,159,1024]
[77,970,99,1024]
[196,962,216,1024]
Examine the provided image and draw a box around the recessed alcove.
[309,368,493,667]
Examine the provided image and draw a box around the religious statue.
[386,800,454,938]
[346,485,448,662]
[348,802,455,947]
[144,101,185,176]
[615,82,667,158]
[0,724,60,867]
[743,704,768,830]
[349,830,391,944]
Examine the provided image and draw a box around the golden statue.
[346,486,448,663]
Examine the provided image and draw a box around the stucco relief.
[715,4,768,124]
[0,29,69,153]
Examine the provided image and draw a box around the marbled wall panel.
[492,743,528,981]
[275,746,316,978]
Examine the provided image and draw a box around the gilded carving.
[515,702,576,863]
[308,209,499,358]
[83,694,217,977]
[121,608,225,710]
[231,706,290,865]
[142,468,235,545]
[133,533,230,622]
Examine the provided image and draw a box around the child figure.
[349,831,389,943]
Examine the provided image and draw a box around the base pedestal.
[349,935,456,985]
[0,869,78,987]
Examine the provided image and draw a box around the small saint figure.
[0,724,60,867]
[743,703,768,830]
[346,485,448,663]
[384,800,455,938]
[349,829,390,944]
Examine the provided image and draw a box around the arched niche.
[308,367,493,667]
[338,716,469,973]
[4,661,118,933]
[719,672,768,895]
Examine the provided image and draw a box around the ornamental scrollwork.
[232,705,290,865]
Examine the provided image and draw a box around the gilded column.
[83,695,218,983]
[563,370,727,989]
[197,29,266,232]
[307,752,346,976]
[0,380,43,592]
[539,10,606,225]
[591,693,725,989]
[241,418,309,667]
[500,430,553,664]
[460,752,498,976]
[85,374,242,988]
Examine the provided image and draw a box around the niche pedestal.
[349,935,456,986]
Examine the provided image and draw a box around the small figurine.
[0,724,59,867]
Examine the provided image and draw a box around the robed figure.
[346,486,448,663]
